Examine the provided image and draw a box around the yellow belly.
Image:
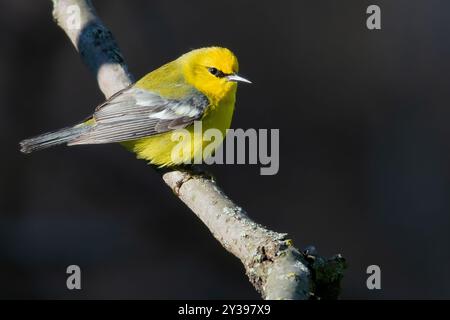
[122,98,235,167]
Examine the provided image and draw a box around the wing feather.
[71,86,209,145]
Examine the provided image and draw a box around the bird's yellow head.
[179,47,250,103]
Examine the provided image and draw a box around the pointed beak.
[226,73,252,84]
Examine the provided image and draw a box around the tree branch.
[51,0,346,299]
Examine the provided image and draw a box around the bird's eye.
[208,67,225,78]
[208,67,218,75]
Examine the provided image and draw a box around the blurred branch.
[51,0,346,299]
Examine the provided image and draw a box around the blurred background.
[1,0,450,299]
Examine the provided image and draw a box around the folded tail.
[19,124,91,154]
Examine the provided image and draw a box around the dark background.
[1,0,450,299]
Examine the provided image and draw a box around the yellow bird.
[19,47,251,167]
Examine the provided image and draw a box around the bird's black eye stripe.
[208,67,226,78]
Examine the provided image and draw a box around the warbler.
[19,47,251,166]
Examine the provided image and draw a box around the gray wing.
[70,86,209,145]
